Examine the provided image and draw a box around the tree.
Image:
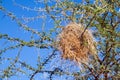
[0,0,120,80]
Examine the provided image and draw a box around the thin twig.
[30,49,57,80]
[80,15,96,38]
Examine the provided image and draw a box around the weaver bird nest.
[57,23,97,64]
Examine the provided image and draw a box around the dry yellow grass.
[57,22,97,64]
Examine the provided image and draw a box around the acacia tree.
[0,0,120,80]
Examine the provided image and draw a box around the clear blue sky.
[0,0,54,80]
[1,0,111,80]
[0,0,81,80]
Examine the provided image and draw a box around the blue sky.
[0,0,82,80]
[2,0,119,80]
[0,0,53,80]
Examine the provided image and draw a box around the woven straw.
[57,22,96,64]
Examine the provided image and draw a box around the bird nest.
[57,23,97,64]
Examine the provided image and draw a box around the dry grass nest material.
[57,23,97,64]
